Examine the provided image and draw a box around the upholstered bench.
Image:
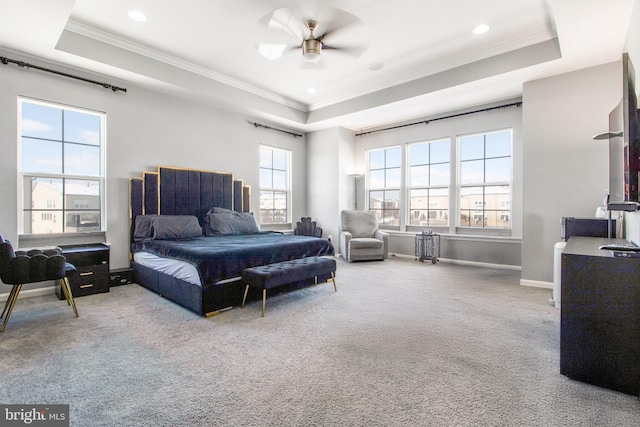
[241,256,337,317]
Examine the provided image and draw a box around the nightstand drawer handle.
[80,284,94,289]
[80,272,94,276]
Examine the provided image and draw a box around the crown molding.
[308,30,556,111]
[64,19,308,112]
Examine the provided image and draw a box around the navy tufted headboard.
[129,166,251,241]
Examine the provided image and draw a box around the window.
[259,145,290,225]
[367,146,401,226]
[19,99,105,234]
[458,130,512,228]
[408,139,450,227]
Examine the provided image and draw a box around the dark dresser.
[560,236,640,395]
[56,243,110,298]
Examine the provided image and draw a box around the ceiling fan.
[257,7,367,65]
[301,20,323,63]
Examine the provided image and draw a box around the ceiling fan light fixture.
[302,38,322,62]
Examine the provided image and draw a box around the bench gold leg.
[241,285,249,308]
[331,272,337,292]
[1,284,22,332]
[60,278,79,317]
[1,284,20,319]
[59,278,72,307]
[262,289,266,317]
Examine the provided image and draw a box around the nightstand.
[56,243,110,299]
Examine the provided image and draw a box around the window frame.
[18,98,106,236]
[457,129,513,230]
[406,138,451,232]
[366,145,402,229]
[363,127,513,237]
[259,145,291,227]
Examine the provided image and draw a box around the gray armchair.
[340,210,389,262]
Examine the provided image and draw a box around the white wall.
[521,61,620,283]
[306,127,356,252]
[624,0,640,70]
[307,128,339,242]
[0,50,306,274]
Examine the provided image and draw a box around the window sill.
[19,231,107,248]
[385,230,521,244]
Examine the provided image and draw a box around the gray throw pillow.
[151,215,202,240]
[133,215,158,241]
[204,211,259,236]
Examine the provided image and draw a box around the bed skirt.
[132,261,334,317]
[132,261,245,316]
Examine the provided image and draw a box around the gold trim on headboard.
[243,185,251,213]
[142,171,159,215]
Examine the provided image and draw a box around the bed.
[130,166,335,316]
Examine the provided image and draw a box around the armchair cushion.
[341,210,378,238]
[349,238,384,250]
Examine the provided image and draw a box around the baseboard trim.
[390,253,521,271]
[0,286,56,303]
[520,279,553,289]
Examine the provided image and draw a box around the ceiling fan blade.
[322,44,368,58]
[315,8,363,45]
[256,7,305,44]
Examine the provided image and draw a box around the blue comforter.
[132,233,335,285]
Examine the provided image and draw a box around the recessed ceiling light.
[128,10,147,22]
[473,24,490,35]
[307,87,317,94]
[369,62,384,71]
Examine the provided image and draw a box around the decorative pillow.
[133,215,158,241]
[204,211,260,236]
[207,206,233,214]
[150,215,202,240]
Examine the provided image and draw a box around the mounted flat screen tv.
[607,53,639,209]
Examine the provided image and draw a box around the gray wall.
[0,50,306,276]
[348,101,523,266]
[521,62,620,283]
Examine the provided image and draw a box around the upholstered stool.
[241,256,337,317]
[0,235,79,332]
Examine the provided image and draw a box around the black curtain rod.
[355,101,522,136]
[250,121,302,138]
[0,56,127,93]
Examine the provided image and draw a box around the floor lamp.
[350,174,361,210]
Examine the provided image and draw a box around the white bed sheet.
[133,251,202,286]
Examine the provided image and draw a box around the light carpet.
[1,257,639,426]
